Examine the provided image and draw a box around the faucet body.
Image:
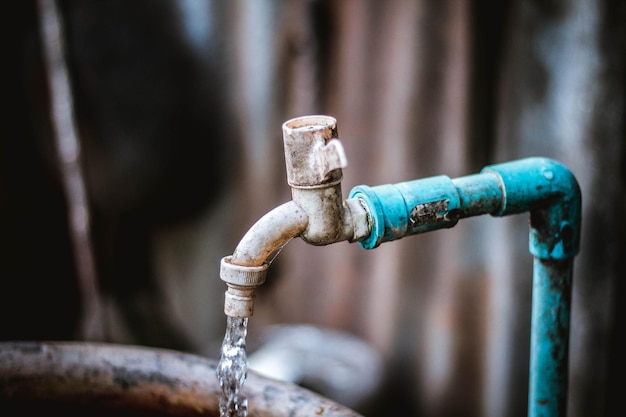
[220,116,368,318]
[220,115,581,417]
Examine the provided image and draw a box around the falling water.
[216,316,249,417]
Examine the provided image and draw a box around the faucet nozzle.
[220,256,269,318]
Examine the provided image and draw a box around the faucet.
[220,115,581,417]
[220,115,369,318]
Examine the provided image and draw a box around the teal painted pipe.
[349,157,581,417]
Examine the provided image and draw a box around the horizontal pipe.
[349,173,504,249]
[452,172,504,218]
[0,341,363,417]
[349,157,581,257]
[349,175,462,249]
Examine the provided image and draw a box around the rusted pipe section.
[0,341,364,417]
[221,116,368,318]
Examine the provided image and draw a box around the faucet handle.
[317,138,348,180]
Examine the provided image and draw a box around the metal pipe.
[484,158,581,417]
[528,258,572,417]
[0,341,363,417]
[349,156,581,417]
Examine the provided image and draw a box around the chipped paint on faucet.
[221,115,581,417]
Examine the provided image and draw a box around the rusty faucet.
[219,115,369,318]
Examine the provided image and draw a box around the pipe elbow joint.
[482,157,582,260]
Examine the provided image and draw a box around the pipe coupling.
[220,256,269,318]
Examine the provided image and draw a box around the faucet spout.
[220,201,308,318]
[231,201,308,266]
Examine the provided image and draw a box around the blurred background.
[2,0,624,416]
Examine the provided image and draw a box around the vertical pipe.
[529,258,573,417]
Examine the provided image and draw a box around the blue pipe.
[349,157,581,417]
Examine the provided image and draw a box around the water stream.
[216,316,249,417]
